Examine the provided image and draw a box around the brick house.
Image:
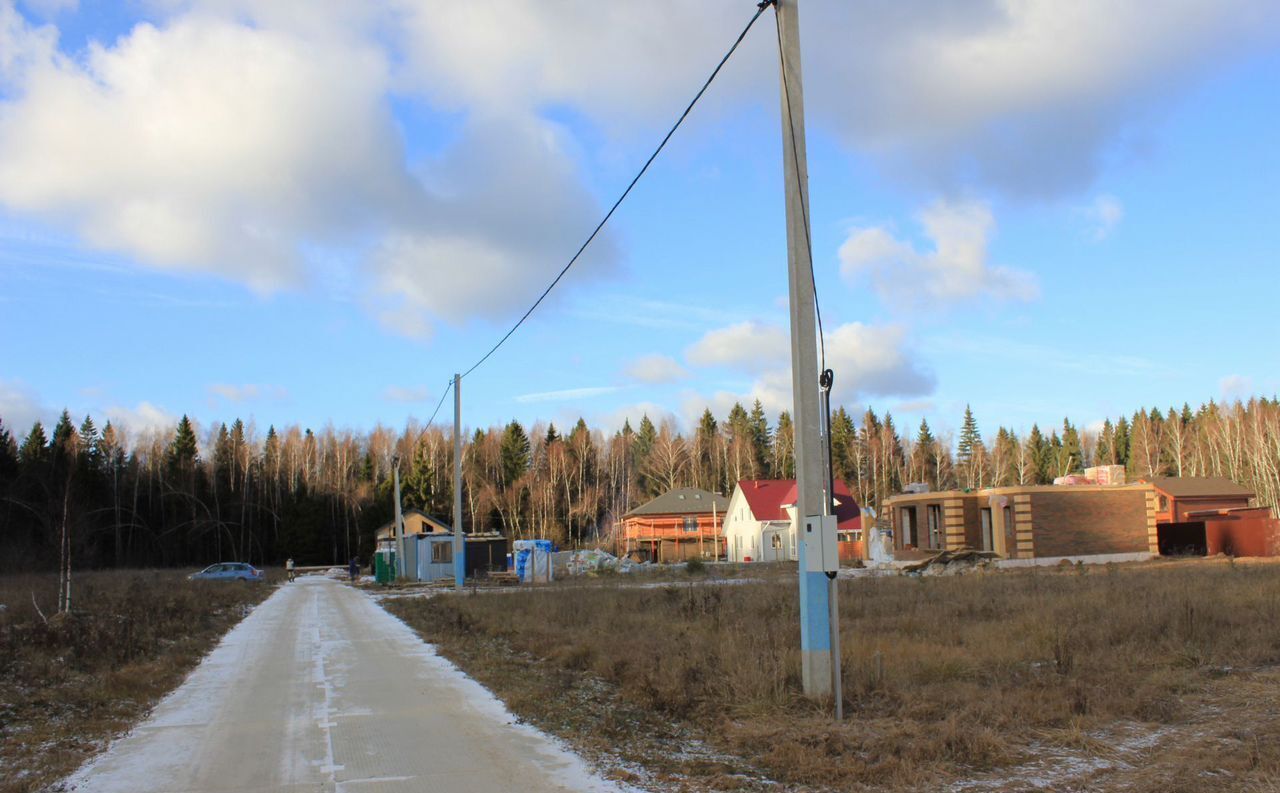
[884,485,1157,560]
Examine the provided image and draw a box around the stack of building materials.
[1085,465,1126,485]
[1053,475,1094,486]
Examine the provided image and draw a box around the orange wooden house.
[621,487,730,562]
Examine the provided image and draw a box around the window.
[683,516,699,532]
[927,505,942,549]
[1158,495,1169,511]
[432,543,453,564]
[771,534,782,549]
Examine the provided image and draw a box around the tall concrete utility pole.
[776,0,834,698]
[452,373,466,588]
[393,459,406,579]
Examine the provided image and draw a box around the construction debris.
[901,549,1000,576]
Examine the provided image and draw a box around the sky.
[1,0,1278,446]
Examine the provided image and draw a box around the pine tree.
[1113,416,1131,466]
[914,418,937,487]
[1028,424,1050,483]
[78,415,100,468]
[19,422,48,465]
[500,420,531,484]
[957,405,980,467]
[544,422,559,445]
[695,409,719,490]
[1060,418,1082,475]
[829,407,856,485]
[168,415,200,471]
[0,418,18,482]
[748,399,772,477]
[1096,419,1115,465]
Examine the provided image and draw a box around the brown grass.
[386,559,1280,791]
[0,570,276,793]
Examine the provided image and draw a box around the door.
[980,508,993,552]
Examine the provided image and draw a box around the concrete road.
[64,576,626,793]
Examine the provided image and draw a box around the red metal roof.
[737,479,861,531]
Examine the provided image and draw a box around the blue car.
[189,562,265,582]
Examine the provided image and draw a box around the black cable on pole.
[772,3,826,373]
[424,379,454,427]
[458,2,772,380]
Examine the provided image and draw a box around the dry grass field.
[0,570,276,793]
[387,559,1280,792]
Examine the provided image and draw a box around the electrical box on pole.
[803,514,839,573]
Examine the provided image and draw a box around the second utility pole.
[452,373,466,588]
[776,0,835,699]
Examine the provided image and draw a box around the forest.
[2,396,1278,573]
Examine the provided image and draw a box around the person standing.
[286,557,296,582]
[348,557,359,583]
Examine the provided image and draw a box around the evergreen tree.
[500,420,531,484]
[747,399,772,476]
[1060,418,1082,474]
[168,415,200,471]
[829,407,856,485]
[1028,424,1050,483]
[78,415,100,468]
[0,418,18,483]
[1113,415,1131,466]
[1096,419,1115,465]
[957,405,980,467]
[695,409,719,490]
[19,421,48,465]
[544,422,559,445]
[51,409,79,460]
[914,418,937,487]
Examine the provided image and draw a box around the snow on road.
[62,576,629,793]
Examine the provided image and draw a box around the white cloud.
[624,354,688,384]
[365,113,617,338]
[515,385,626,404]
[839,199,1039,309]
[104,401,176,436]
[382,385,433,403]
[1081,194,1124,240]
[824,323,936,402]
[0,8,419,292]
[686,321,790,374]
[679,320,934,421]
[805,1,1280,196]
[207,383,288,404]
[0,378,48,434]
[1219,374,1254,402]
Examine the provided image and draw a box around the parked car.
[189,562,265,582]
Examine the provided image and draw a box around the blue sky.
[1,0,1277,445]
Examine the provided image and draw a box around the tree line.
[2,396,1278,573]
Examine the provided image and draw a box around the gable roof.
[1146,476,1254,499]
[735,479,797,522]
[780,479,861,531]
[734,479,862,529]
[625,487,729,517]
[376,508,453,535]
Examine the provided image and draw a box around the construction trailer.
[621,487,730,563]
[412,531,509,582]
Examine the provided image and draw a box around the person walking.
[348,557,359,583]
[286,557,296,582]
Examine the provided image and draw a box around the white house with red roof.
[723,479,862,563]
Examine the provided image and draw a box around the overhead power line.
[424,379,454,427]
[457,1,773,380]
